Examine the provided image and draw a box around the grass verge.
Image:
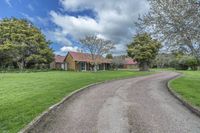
[0,70,152,133]
[170,71,200,108]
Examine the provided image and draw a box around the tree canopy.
[0,18,54,69]
[106,54,113,59]
[136,0,200,63]
[127,33,161,71]
[80,35,115,71]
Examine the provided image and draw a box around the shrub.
[170,56,198,70]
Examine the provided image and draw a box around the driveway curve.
[28,72,200,133]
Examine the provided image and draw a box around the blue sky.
[0,0,149,55]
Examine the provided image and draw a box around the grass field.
[170,71,200,108]
[0,70,152,133]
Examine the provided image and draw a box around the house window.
[61,63,65,69]
[80,62,86,71]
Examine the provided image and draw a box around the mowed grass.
[170,71,200,108]
[0,70,152,133]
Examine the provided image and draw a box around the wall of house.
[65,53,112,71]
[50,62,56,69]
[50,62,63,69]
[75,62,90,71]
[74,62,110,71]
[124,64,138,69]
[65,54,76,70]
[75,62,80,71]
[55,63,62,69]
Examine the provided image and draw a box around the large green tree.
[127,33,161,71]
[0,18,54,69]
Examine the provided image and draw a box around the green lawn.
[170,71,200,108]
[151,68,176,71]
[0,70,152,133]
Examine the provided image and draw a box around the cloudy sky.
[0,0,149,55]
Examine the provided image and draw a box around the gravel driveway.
[29,72,200,133]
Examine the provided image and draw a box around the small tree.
[127,33,161,71]
[112,56,124,70]
[106,54,113,59]
[153,53,176,68]
[80,35,115,71]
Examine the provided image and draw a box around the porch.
[75,61,111,71]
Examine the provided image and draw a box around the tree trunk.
[139,62,149,71]
[93,62,97,72]
[94,65,97,72]
[17,61,24,70]
[186,39,200,65]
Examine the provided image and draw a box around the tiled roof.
[54,55,65,63]
[123,58,137,65]
[69,51,111,63]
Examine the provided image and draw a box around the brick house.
[65,51,111,71]
[50,55,67,70]
[123,58,138,69]
[50,52,137,71]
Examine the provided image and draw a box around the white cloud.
[112,44,127,55]
[20,13,35,22]
[54,51,66,56]
[36,16,49,25]
[27,4,34,11]
[5,0,12,7]
[54,46,79,56]
[50,0,149,55]
[61,46,79,52]
[46,30,72,46]
[20,13,50,26]
[50,11,101,38]
[5,0,22,7]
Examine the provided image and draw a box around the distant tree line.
[0,18,54,70]
[152,52,198,70]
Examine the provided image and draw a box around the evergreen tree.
[127,33,161,71]
[0,18,54,69]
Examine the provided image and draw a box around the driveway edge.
[19,82,100,133]
[18,74,152,133]
[167,74,200,118]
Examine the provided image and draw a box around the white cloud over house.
[50,0,149,55]
[50,11,101,38]
[61,46,79,52]
[46,30,72,46]
[54,46,79,56]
